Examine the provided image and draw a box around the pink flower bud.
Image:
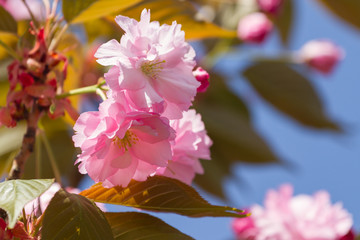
[257,0,283,15]
[300,40,344,74]
[193,67,210,93]
[237,12,273,44]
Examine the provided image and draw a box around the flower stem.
[35,134,42,179]
[8,105,41,180]
[40,130,62,185]
[56,81,106,99]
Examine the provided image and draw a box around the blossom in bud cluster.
[95,9,200,120]
[237,13,273,44]
[257,0,283,15]
[300,40,344,74]
[232,184,353,240]
[0,27,77,128]
[193,67,210,93]
[156,109,212,184]
[73,96,175,187]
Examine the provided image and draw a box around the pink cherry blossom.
[193,67,210,93]
[73,96,175,187]
[300,40,344,74]
[0,0,44,20]
[95,9,200,119]
[156,109,212,185]
[257,0,283,15]
[237,12,273,44]
[232,184,353,240]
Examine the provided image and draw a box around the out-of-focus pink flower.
[237,12,273,44]
[232,210,257,240]
[0,0,44,20]
[95,9,200,120]
[193,67,210,93]
[232,184,353,240]
[156,109,212,184]
[257,0,283,15]
[73,96,175,187]
[300,40,344,74]
[25,183,106,217]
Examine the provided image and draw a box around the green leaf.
[105,212,194,240]
[42,189,114,240]
[0,6,17,35]
[62,0,98,23]
[193,74,281,199]
[316,0,360,30]
[80,176,247,218]
[243,62,341,131]
[119,0,236,40]
[0,179,54,228]
[64,0,142,23]
[274,0,293,46]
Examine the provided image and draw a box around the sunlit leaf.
[42,189,113,240]
[0,179,53,228]
[66,0,142,23]
[274,0,293,46]
[105,212,194,240]
[0,6,17,34]
[62,0,98,23]
[316,0,360,30]
[80,176,247,218]
[119,0,236,40]
[243,62,341,130]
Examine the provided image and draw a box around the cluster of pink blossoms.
[73,9,212,187]
[232,184,354,240]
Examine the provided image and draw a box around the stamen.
[112,131,139,151]
[141,60,165,79]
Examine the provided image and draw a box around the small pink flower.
[300,40,344,74]
[232,184,354,240]
[237,12,273,44]
[73,96,175,187]
[95,9,200,119]
[257,0,283,15]
[156,109,212,185]
[193,67,210,93]
[232,210,257,240]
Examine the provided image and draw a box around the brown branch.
[8,106,41,180]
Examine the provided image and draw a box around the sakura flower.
[257,0,283,15]
[0,0,44,21]
[24,183,106,217]
[237,12,273,44]
[73,96,175,187]
[232,184,353,240]
[299,40,344,74]
[156,109,212,185]
[95,9,200,119]
[193,67,210,93]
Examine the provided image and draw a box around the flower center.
[112,131,139,151]
[141,60,165,79]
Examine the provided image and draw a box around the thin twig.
[49,23,68,51]
[50,0,59,18]
[8,106,41,180]
[35,134,42,179]
[21,0,39,27]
